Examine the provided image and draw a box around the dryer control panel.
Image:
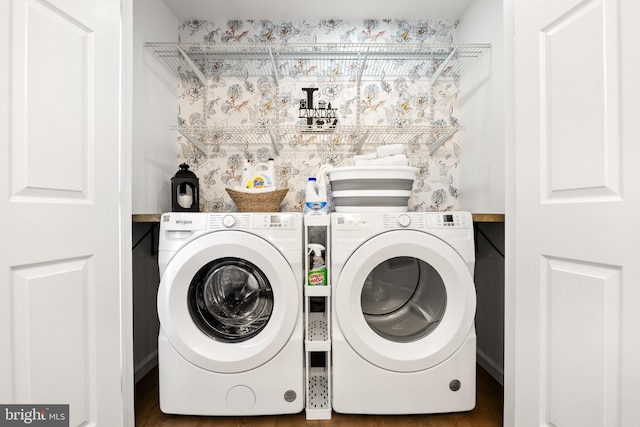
[378,212,471,230]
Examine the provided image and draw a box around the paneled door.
[0,0,132,425]
[513,0,640,425]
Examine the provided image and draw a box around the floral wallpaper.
[176,19,463,212]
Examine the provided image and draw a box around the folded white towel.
[376,144,405,158]
[355,154,408,167]
[353,152,378,161]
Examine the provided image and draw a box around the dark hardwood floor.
[135,365,503,426]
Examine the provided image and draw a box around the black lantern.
[171,163,199,212]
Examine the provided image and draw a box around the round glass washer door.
[158,230,299,374]
[188,257,273,343]
[334,229,476,373]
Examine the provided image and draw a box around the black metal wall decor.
[299,87,338,131]
[171,163,200,212]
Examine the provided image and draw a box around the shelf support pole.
[267,129,280,156]
[356,48,369,127]
[177,45,207,86]
[429,128,459,155]
[178,129,208,154]
[268,46,280,88]
[268,46,282,149]
[431,48,457,85]
[354,131,369,155]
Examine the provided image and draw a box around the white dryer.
[331,211,476,414]
[157,212,304,416]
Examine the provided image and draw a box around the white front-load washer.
[331,211,477,414]
[157,212,304,416]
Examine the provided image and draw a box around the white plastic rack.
[303,214,332,420]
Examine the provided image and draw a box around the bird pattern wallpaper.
[176,18,464,212]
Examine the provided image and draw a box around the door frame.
[121,0,135,424]
[503,0,516,425]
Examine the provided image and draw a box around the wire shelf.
[176,124,462,155]
[149,42,489,155]
[146,42,490,84]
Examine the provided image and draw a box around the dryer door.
[158,230,299,373]
[334,229,476,373]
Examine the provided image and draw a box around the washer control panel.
[427,212,470,228]
[253,213,299,230]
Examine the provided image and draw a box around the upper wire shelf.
[145,42,491,85]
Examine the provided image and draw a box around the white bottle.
[305,177,327,214]
[267,158,275,181]
[242,159,276,190]
[241,160,251,188]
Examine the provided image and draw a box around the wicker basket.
[226,188,289,212]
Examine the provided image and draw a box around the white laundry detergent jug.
[305,177,326,214]
[242,158,276,190]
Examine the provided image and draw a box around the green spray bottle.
[307,244,327,286]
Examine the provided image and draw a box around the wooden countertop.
[132,213,505,223]
[471,213,505,223]
[132,214,163,223]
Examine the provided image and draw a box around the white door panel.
[1,0,131,425]
[541,257,621,426]
[11,258,94,414]
[540,0,622,202]
[12,0,92,200]
[513,0,640,425]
